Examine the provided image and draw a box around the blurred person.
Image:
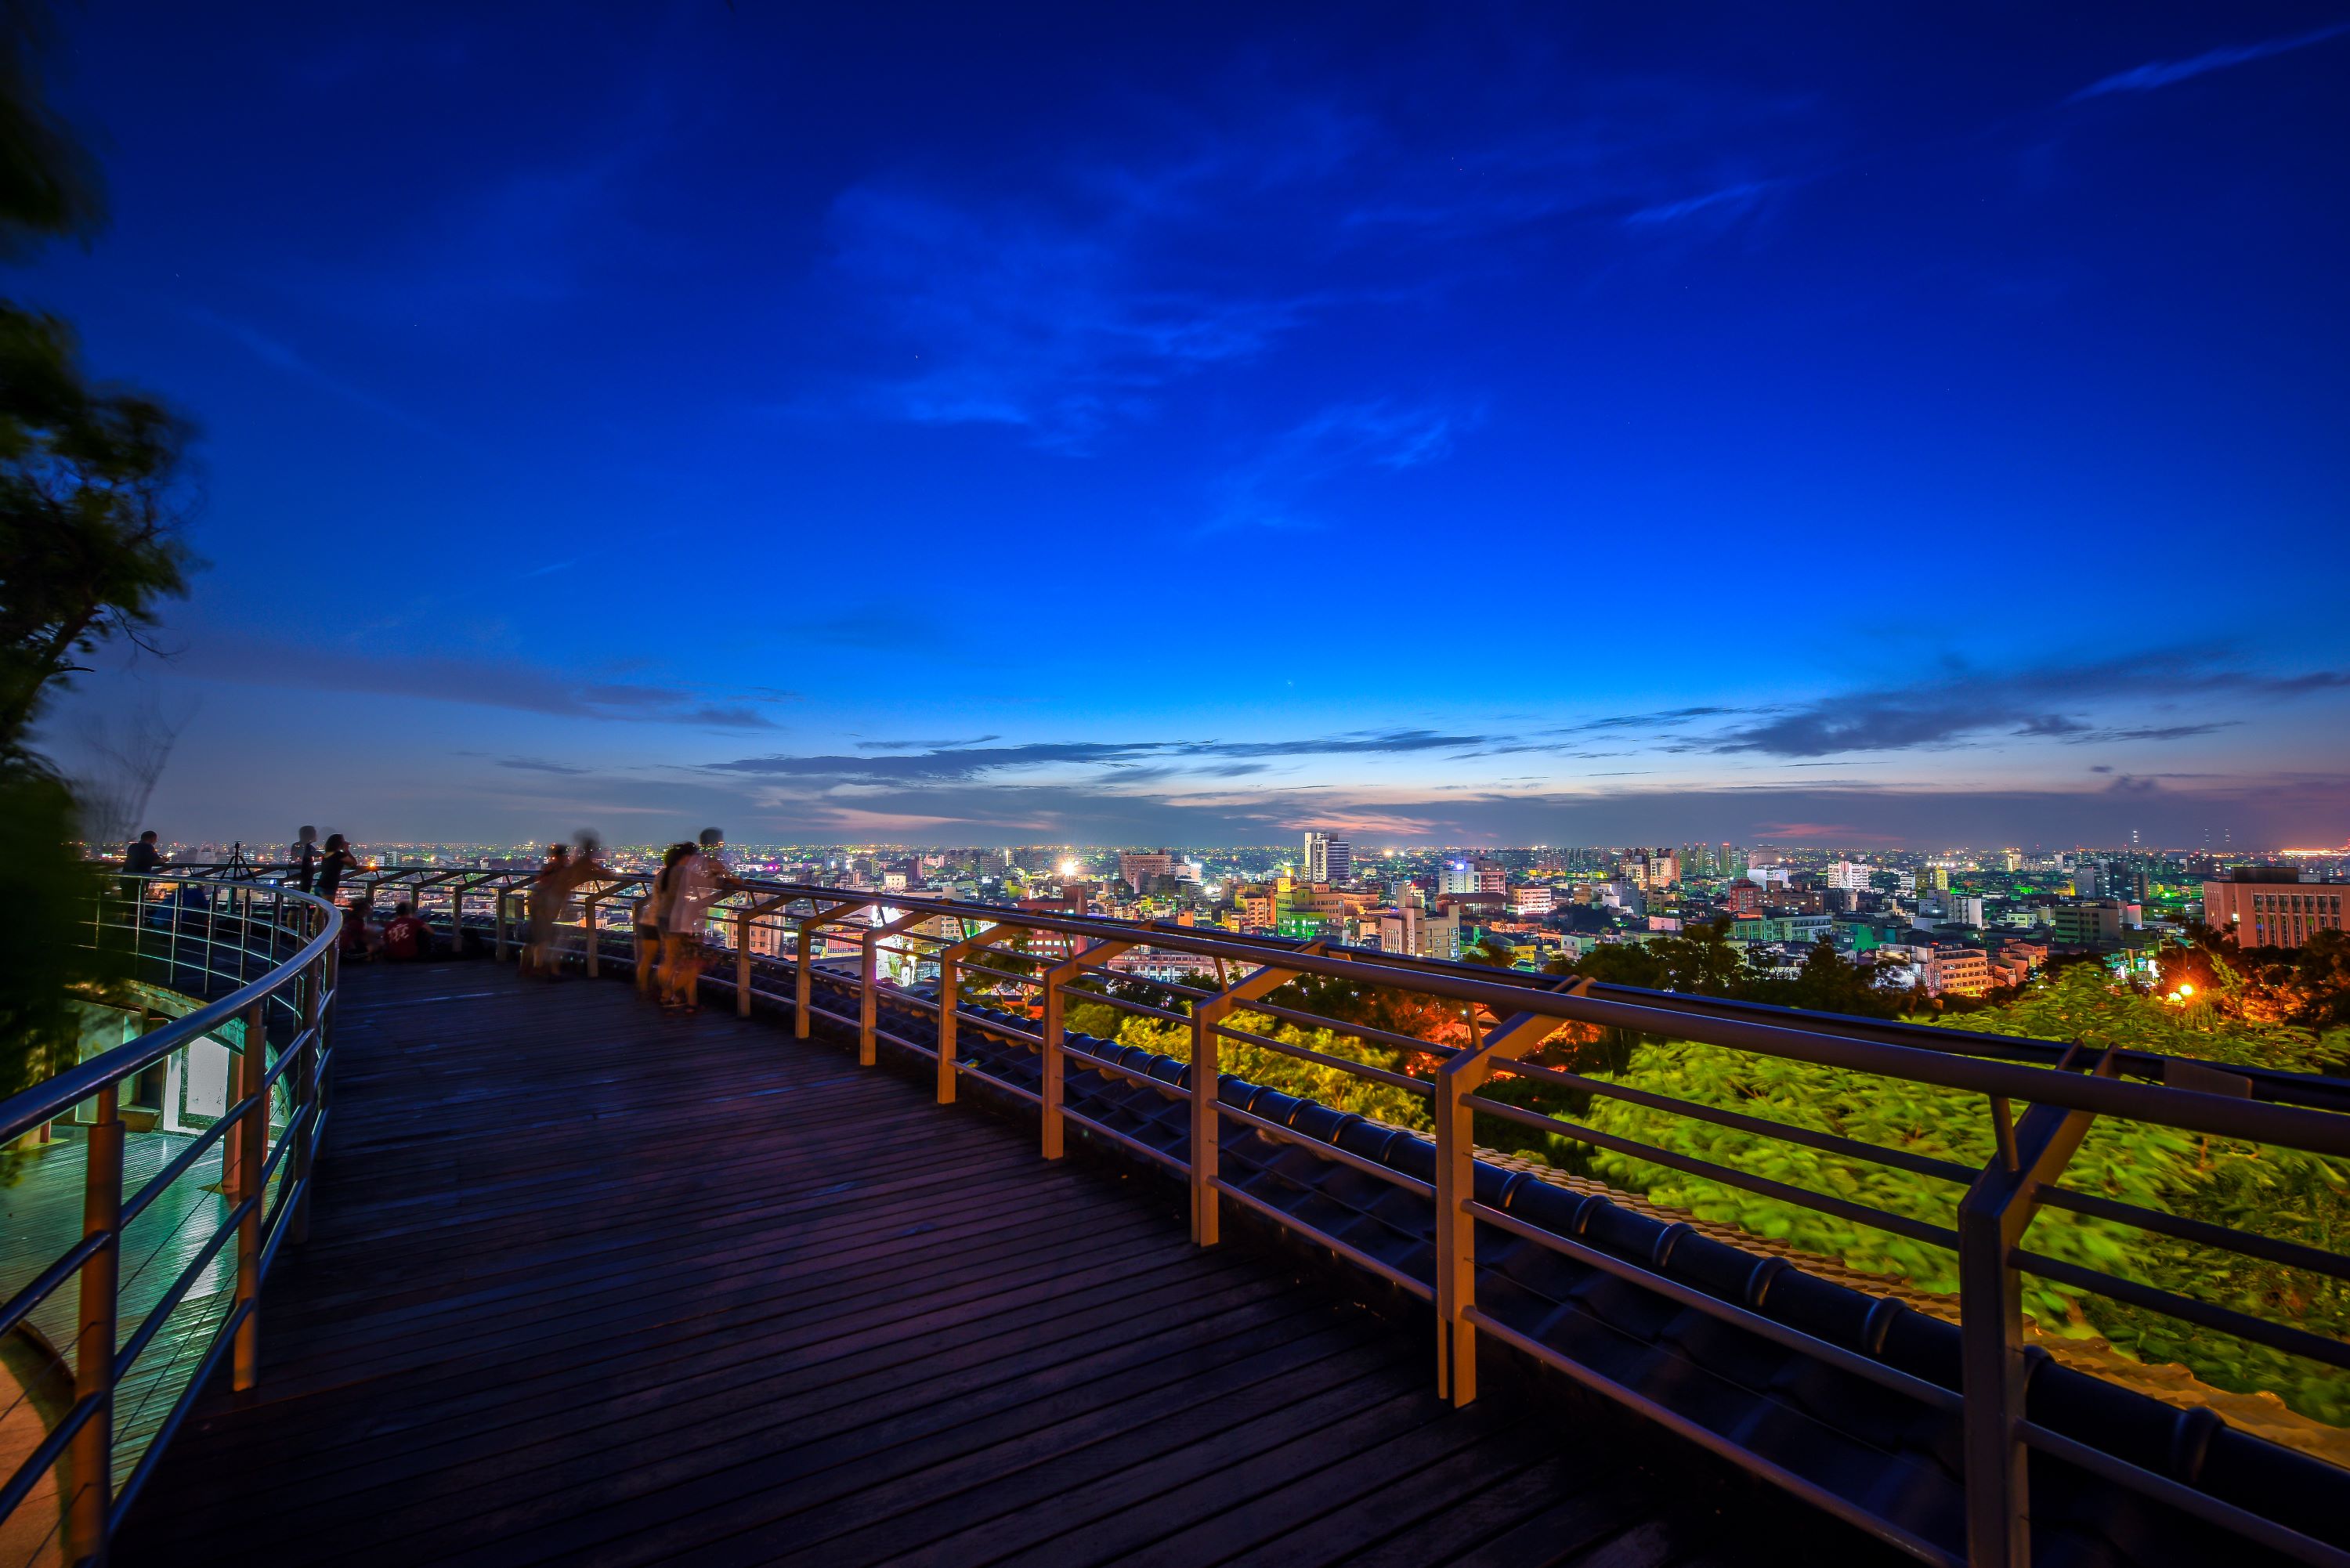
[522,842,571,978]
[659,836,740,1013]
[338,896,377,959]
[638,843,689,994]
[316,834,362,902]
[121,828,164,901]
[290,826,318,893]
[381,901,432,961]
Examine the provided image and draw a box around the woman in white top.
[638,843,688,994]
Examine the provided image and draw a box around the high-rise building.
[1439,859,1477,895]
[1303,831,1353,885]
[1118,850,1178,892]
[2203,866,2341,950]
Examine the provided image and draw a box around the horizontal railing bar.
[109,1297,253,1531]
[0,1389,103,1526]
[691,881,2350,1146]
[952,1058,1043,1105]
[1460,1305,1964,1568]
[0,1231,108,1341]
[1209,1020,1435,1097]
[1,887,338,1142]
[873,1025,936,1060]
[114,1194,257,1381]
[1213,1177,1435,1301]
[2037,1186,2350,1284]
[1465,1198,1961,1411]
[1059,1104,1188,1174]
[121,1112,240,1227]
[1060,1042,1177,1093]
[1070,991,1192,1028]
[1491,1056,1980,1187]
[1217,1101,1434,1196]
[2017,1421,2350,1568]
[1464,1092,1962,1252]
[1238,999,1466,1061]
[955,960,1042,989]
[2012,1251,2350,1371]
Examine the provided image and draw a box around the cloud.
[188,306,439,434]
[822,182,1314,449]
[2070,23,2350,101]
[704,728,1497,786]
[172,633,784,730]
[1712,651,2345,758]
[497,757,591,775]
[1623,179,1778,228]
[1205,399,1477,534]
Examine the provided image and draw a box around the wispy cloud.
[1711,652,2345,757]
[2070,23,2350,102]
[705,728,1497,786]
[1624,179,1780,228]
[188,306,439,434]
[1204,399,1477,534]
[173,633,785,730]
[497,757,591,775]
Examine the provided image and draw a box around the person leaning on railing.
[639,843,688,995]
[658,829,741,1014]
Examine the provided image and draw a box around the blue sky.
[24,2,2350,848]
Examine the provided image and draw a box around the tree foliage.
[0,5,193,1158]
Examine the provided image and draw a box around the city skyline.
[21,4,2350,848]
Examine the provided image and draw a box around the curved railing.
[0,875,338,1566]
[159,860,2350,1566]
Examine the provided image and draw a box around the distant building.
[1722,879,1764,916]
[1438,860,1477,895]
[2049,901,2124,948]
[1303,831,1354,886]
[1928,945,1994,998]
[1119,851,1178,892]
[1475,859,1509,894]
[1508,884,1553,916]
[1825,862,1873,893]
[2204,866,2343,950]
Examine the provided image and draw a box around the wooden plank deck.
[110,959,1784,1567]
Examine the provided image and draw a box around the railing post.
[1435,983,1579,1404]
[1954,1052,2105,1568]
[733,894,787,1019]
[792,900,865,1040]
[65,1079,123,1564]
[735,908,754,1018]
[291,949,326,1245]
[1188,947,1321,1248]
[859,909,928,1068]
[496,887,512,961]
[1038,937,1125,1158]
[231,999,269,1392]
[580,893,602,978]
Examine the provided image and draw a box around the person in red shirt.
[381,901,433,961]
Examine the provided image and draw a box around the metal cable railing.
[157,860,2350,1568]
[0,875,339,1567]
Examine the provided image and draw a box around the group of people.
[121,822,743,1001]
[634,829,739,1012]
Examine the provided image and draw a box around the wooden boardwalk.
[111,959,1780,1567]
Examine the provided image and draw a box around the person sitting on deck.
[338,897,378,959]
[381,901,432,962]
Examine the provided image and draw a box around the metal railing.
[159,860,2350,1567]
[0,875,339,1566]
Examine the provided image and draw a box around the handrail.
[0,901,339,1143]
[0,874,340,1566]
[123,854,2350,1566]
[177,858,2350,1109]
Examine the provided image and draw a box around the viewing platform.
[7,868,2350,1568]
